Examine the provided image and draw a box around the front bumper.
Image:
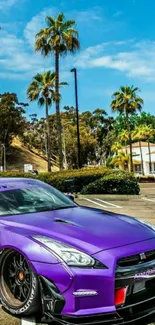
[31,238,155,324]
[36,262,155,324]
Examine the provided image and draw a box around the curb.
[77,194,141,201]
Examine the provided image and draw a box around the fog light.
[115,287,128,306]
[73,290,98,297]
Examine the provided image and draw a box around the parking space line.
[95,199,122,209]
[84,198,107,208]
[143,197,155,202]
[21,317,36,325]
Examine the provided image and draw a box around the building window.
[152,163,155,172]
[135,164,142,173]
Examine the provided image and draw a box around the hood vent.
[54,218,81,227]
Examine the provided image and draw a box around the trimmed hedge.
[37,169,137,193]
[0,169,139,194]
[81,174,140,195]
[0,172,37,179]
[0,169,136,193]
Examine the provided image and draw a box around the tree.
[132,126,145,175]
[111,142,122,154]
[35,13,80,170]
[102,130,117,163]
[135,112,155,128]
[118,129,129,155]
[0,93,27,169]
[136,125,155,174]
[84,109,114,164]
[27,71,66,172]
[111,86,144,172]
[114,113,137,136]
[111,151,129,170]
[61,108,96,168]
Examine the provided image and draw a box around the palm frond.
[57,12,65,22]
[59,82,68,86]
[47,97,52,106]
[46,16,55,27]
[38,97,45,106]
[61,20,76,29]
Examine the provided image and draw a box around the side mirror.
[66,194,75,201]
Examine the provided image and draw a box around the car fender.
[0,229,60,264]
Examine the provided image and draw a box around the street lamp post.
[71,68,81,169]
[2,144,6,171]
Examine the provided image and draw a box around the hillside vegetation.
[6,138,58,172]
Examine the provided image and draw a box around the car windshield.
[0,185,77,216]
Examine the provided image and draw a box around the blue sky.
[0,0,155,119]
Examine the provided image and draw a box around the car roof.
[0,178,43,190]
[0,178,37,183]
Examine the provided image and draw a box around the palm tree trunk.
[63,134,67,170]
[148,141,152,174]
[125,141,127,155]
[126,111,133,172]
[45,98,51,172]
[139,141,144,175]
[55,49,63,170]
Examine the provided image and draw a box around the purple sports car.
[0,178,155,324]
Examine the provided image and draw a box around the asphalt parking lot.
[1,183,155,325]
[76,183,155,224]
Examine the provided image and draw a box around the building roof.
[124,141,155,148]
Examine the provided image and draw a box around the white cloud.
[71,8,102,22]
[0,30,53,80]
[0,0,20,10]
[24,8,57,48]
[0,6,83,81]
[24,6,102,48]
[75,40,155,81]
[1,6,154,85]
[113,11,123,18]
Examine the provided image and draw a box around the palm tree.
[111,86,144,172]
[118,129,129,155]
[111,151,129,170]
[137,125,155,173]
[35,13,80,170]
[132,126,145,175]
[111,142,122,154]
[27,71,66,172]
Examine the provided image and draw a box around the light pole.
[71,68,81,169]
[2,144,6,171]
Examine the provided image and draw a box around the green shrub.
[39,169,135,192]
[81,174,140,195]
[0,171,37,179]
[0,168,137,194]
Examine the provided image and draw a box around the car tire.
[0,249,40,316]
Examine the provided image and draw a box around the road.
[1,183,155,325]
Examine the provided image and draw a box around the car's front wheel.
[0,249,40,316]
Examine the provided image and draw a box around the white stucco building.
[122,142,155,175]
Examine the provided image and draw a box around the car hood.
[1,206,155,254]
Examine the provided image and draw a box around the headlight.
[32,236,106,268]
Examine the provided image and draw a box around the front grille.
[117,250,155,267]
[117,254,140,267]
[146,249,155,261]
